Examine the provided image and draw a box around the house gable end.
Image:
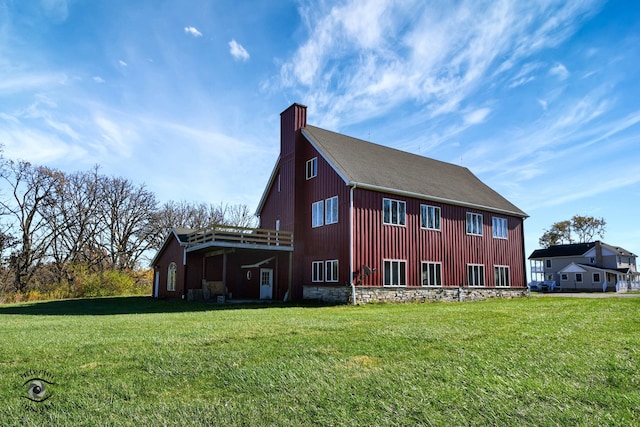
[559,262,587,273]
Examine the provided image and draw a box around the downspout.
[182,248,187,300]
[521,219,528,294]
[350,184,356,305]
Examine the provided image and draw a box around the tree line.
[0,158,257,296]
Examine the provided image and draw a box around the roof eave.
[255,157,281,217]
[301,128,350,185]
[350,181,529,218]
[149,229,190,267]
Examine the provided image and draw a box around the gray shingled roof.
[302,125,527,217]
[529,242,595,259]
[529,241,636,259]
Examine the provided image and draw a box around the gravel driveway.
[531,292,640,298]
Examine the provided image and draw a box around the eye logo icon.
[23,378,54,402]
[20,370,56,405]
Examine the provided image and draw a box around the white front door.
[260,268,273,300]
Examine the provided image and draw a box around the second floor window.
[306,157,317,179]
[466,212,483,235]
[312,201,324,227]
[383,198,406,226]
[421,205,441,230]
[492,217,507,239]
[325,196,338,224]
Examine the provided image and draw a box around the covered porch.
[182,225,294,301]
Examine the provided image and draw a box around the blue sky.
[1,0,639,261]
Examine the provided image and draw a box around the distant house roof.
[529,241,636,260]
[529,242,596,259]
[299,125,527,217]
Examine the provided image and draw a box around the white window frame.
[421,205,441,231]
[325,260,339,282]
[575,273,583,283]
[467,264,485,287]
[466,212,483,236]
[545,259,552,269]
[383,260,406,286]
[312,261,324,282]
[593,272,601,283]
[312,200,324,228]
[325,196,338,225]
[492,217,508,239]
[421,262,442,287]
[494,265,510,288]
[306,157,317,180]
[383,198,406,226]
[167,262,177,291]
[560,273,568,281]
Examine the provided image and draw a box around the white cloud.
[184,26,202,37]
[93,76,105,83]
[119,60,127,67]
[537,99,548,111]
[277,0,602,125]
[550,63,569,79]
[229,39,250,61]
[464,108,491,125]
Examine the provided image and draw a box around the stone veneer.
[303,285,529,304]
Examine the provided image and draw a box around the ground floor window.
[167,262,176,291]
[467,264,485,287]
[421,262,442,286]
[325,260,339,282]
[384,260,406,286]
[576,273,583,283]
[494,265,510,287]
[312,261,324,282]
[593,272,601,283]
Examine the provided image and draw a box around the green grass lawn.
[1,296,638,426]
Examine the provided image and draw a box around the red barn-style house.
[152,103,529,303]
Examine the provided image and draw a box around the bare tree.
[44,166,106,284]
[97,176,158,271]
[221,203,258,229]
[0,161,61,291]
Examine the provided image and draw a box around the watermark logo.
[20,370,56,408]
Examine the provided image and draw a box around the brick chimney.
[595,241,603,267]
[280,103,307,158]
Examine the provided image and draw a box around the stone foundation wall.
[303,285,529,304]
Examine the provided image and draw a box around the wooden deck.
[186,225,293,251]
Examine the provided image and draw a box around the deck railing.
[187,225,293,249]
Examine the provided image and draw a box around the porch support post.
[223,252,228,297]
[288,251,293,300]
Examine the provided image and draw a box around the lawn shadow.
[0,296,323,316]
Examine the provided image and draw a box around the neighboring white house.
[529,241,639,292]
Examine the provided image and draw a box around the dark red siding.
[154,236,186,299]
[352,189,526,288]
[295,140,351,288]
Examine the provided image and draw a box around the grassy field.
[0,296,638,426]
